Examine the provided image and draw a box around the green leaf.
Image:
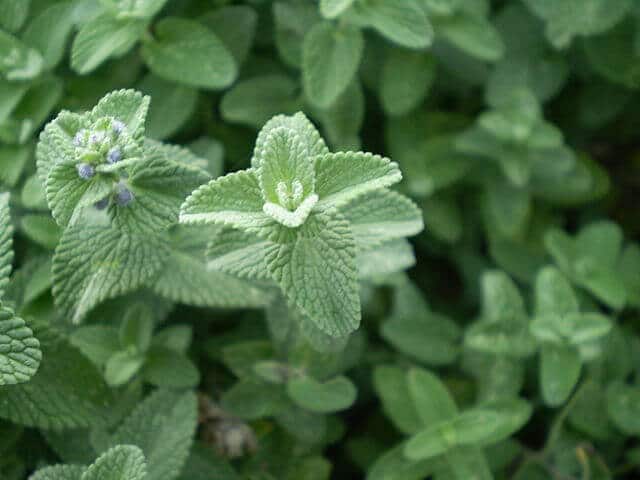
[373,365,423,435]
[0,325,112,429]
[303,21,364,108]
[540,344,581,406]
[20,215,61,250]
[273,0,320,68]
[82,445,147,480]
[105,349,145,386]
[264,211,360,338]
[252,112,329,170]
[0,303,41,385]
[407,368,458,427]
[534,266,579,317]
[221,75,301,129]
[30,465,86,480]
[0,192,13,298]
[119,303,153,352]
[109,390,197,480]
[52,224,170,324]
[483,181,530,239]
[314,152,402,208]
[382,313,460,366]
[344,189,423,250]
[0,28,43,81]
[352,0,433,49]
[179,169,271,233]
[0,0,31,32]
[22,2,76,70]
[367,443,436,480]
[437,12,505,62]
[258,126,316,210]
[153,224,269,308]
[141,17,237,90]
[523,0,632,49]
[206,227,272,281]
[221,379,287,420]
[404,398,531,460]
[138,75,197,140]
[607,381,640,435]
[142,347,200,388]
[287,375,357,413]
[320,0,355,18]
[380,50,436,116]
[70,325,120,367]
[198,5,258,65]
[71,14,145,74]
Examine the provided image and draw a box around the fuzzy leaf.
[179,169,272,233]
[141,17,237,90]
[314,152,402,208]
[540,344,581,407]
[373,365,423,435]
[342,189,423,250]
[287,375,357,413]
[30,465,86,480]
[71,15,145,74]
[265,211,360,338]
[0,29,43,80]
[303,22,364,108]
[0,303,41,385]
[109,390,197,480]
[82,445,147,480]
[52,224,170,324]
[0,192,13,298]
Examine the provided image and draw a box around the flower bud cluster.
[72,117,135,208]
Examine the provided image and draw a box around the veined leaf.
[81,445,147,480]
[0,303,41,385]
[30,465,86,480]
[141,17,237,90]
[0,192,13,297]
[265,211,360,338]
[303,21,364,108]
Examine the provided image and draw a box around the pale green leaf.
[198,5,257,65]
[152,224,269,308]
[367,443,436,480]
[206,227,272,281]
[0,0,30,32]
[104,350,145,386]
[303,21,364,108]
[437,12,505,62]
[372,365,423,435]
[540,344,581,406]
[342,189,423,250]
[82,445,147,480]
[179,169,272,233]
[0,325,112,429]
[109,390,197,480]
[0,303,41,385]
[141,17,237,90]
[352,0,433,49]
[71,15,145,74]
[0,29,43,80]
[380,50,435,116]
[220,75,301,129]
[142,347,200,388]
[534,266,579,317]
[407,368,458,427]
[30,465,86,480]
[252,112,329,169]
[356,239,415,278]
[314,152,402,208]
[287,375,357,413]
[320,0,355,18]
[22,2,76,70]
[52,224,170,324]
[90,89,150,139]
[0,192,13,297]
[137,75,196,140]
[264,211,360,338]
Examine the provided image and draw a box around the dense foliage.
[1,0,640,479]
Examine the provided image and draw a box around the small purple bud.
[112,120,125,135]
[107,147,122,164]
[73,131,84,147]
[116,186,134,206]
[76,163,95,180]
[95,198,109,210]
[89,131,105,145]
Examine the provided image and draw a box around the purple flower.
[76,163,95,180]
[112,120,125,135]
[107,147,122,164]
[94,198,109,210]
[116,186,134,206]
[89,131,105,146]
[73,131,84,147]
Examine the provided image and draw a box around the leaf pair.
[531,267,612,406]
[181,112,422,339]
[371,366,531,479]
